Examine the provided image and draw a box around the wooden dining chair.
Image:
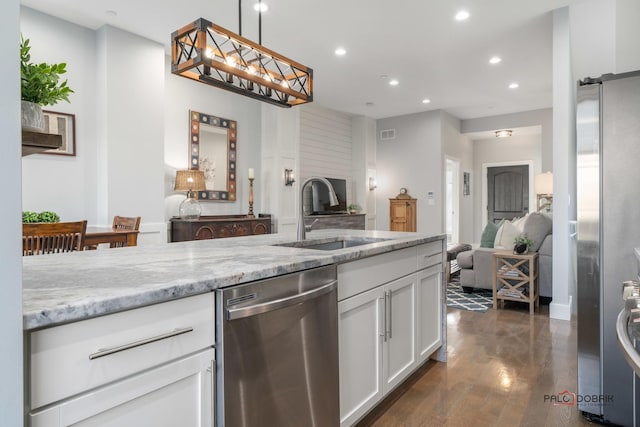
[22,220,87,256]
[111,216,141,248]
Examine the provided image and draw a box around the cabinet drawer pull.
[89,327,194,360]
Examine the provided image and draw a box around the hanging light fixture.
[171,1,313,108]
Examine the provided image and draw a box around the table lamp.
[174,170,206,219]
[534,172,553,212]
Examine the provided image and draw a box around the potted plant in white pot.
[20,36,73,131]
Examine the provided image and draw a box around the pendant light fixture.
[171,0,313,108]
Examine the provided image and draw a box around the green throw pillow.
[480,220,504,248]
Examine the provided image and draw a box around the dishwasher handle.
[226,280,337,320]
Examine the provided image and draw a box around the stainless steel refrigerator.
[577,70,640,426]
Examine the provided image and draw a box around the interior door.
[487,165,529,223]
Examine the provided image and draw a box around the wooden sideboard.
[170,214,271,242]
[389,198,417,232]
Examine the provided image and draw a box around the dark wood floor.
[357,302,593,427]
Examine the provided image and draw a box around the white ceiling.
[20,0,577,121]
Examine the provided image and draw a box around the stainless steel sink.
[275,237,391,251]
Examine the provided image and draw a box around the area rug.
[446,282,493,312]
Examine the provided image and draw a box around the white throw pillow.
[498,221,522,249]
[493,221,507,248]
[512,214,528,232]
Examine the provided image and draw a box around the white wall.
[2,1,22,425]
[617,0,640,73]
[441,112,474,243]
[550,6,575,322]
[376,110,443,235]
[352,116,377,229]
[299,104,353,213]
[20,8,265,244]
[97,26,166,243]
[462,108,553,172]
[163,57,262,225]
[471,133,542,241]
[21,8,98,224]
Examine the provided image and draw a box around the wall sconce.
[284,169,296,186]
[368,176,377,191]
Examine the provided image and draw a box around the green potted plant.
[513,234,534,254]
[22,211,60,223]
[347,203,362,214]
[20,36,73,131]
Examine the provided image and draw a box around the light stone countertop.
[23,229,444,331]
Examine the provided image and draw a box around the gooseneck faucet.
[297,177,339,240]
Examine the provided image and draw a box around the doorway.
[481,160,535,228]
[445,157,459,243]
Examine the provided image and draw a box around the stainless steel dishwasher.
[216,265,339,426]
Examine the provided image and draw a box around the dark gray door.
[487,165,529,223]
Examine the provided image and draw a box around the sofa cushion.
[522,212,552,252]
[480,220,503,248]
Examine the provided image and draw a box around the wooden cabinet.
[27,293,215,427]
[170,214,271,242]
[337,243,443,426]
[389,198,416,232]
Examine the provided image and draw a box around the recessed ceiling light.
[389,79,399,86]
[455,10,470,21]
[334,47,346,56]
[254,3,268,12]
[495,130,513,138]
[489,56,501,64]
[422,99,431,104]
[509,82,519,89]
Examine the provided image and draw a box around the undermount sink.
[274,237,391,251]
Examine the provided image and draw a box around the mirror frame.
[189,110,237,202]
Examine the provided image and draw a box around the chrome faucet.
[297,177,339,240]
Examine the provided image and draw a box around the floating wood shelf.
[21,130,62,156]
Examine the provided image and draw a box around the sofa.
[456,212,553,299]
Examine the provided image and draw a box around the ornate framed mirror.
[189,110,237,202]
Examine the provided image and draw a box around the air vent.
[380,129,396,140]
[226,293,257,306]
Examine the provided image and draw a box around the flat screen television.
[311,178,347,214]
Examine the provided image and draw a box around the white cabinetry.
[417,264,442,362]
[27,293,215,427]
[383,274,417,391]
[338,240,444,427]
[338,286,384,425]
[30,349,214,427]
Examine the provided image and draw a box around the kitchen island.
[23,229,446,426]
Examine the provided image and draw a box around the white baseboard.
[549,295,572,320]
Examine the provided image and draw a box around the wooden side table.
[492,250,539,315]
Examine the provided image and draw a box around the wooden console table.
[492,250,539,315]
[170,214,271,242]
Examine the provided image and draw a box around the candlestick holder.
[247,177,255,218]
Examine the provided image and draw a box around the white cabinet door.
[338,286,384,427]
[417,265,442,363]
[30,349,215,427]
[383,274,417,392]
